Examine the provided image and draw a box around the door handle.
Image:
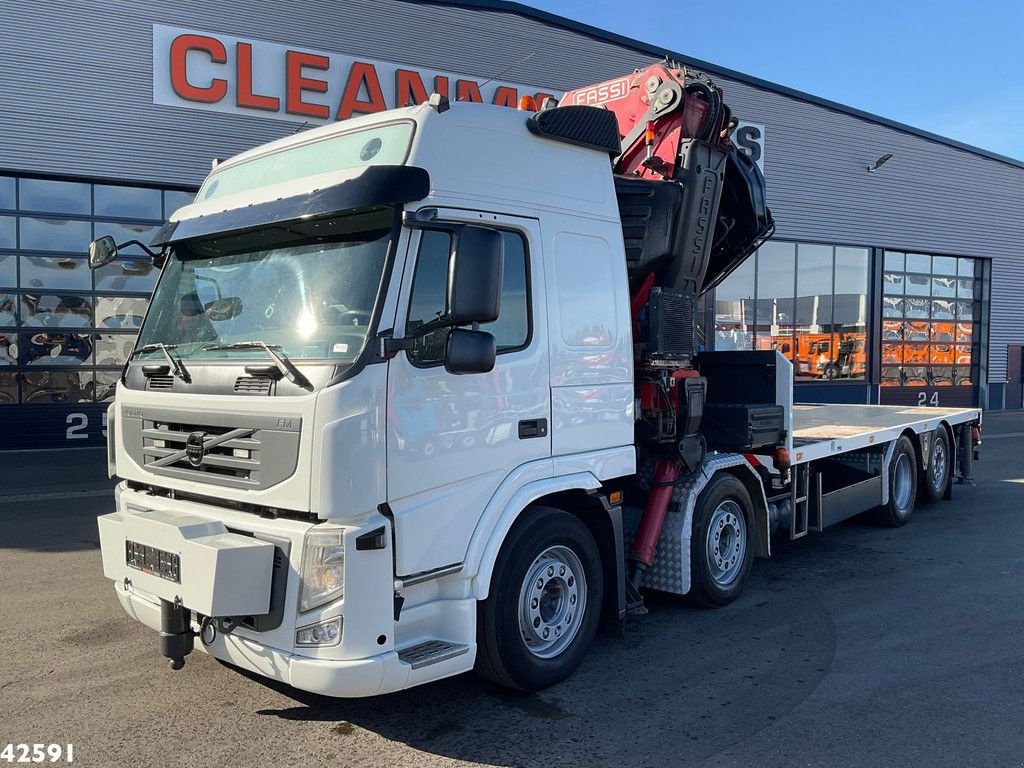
[518,419,548,439]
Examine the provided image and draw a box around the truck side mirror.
[445,328,496,374]
[448,227,503,325]
[88,236,118,269]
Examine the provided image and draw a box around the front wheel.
[688,474,755,607]
[475,507,603,691]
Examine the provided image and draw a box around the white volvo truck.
[92,65,981,697]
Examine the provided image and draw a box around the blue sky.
[524,0,1024,161]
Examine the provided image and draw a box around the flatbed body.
[790,404,981,463]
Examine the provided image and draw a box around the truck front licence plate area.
[125,539,181,583]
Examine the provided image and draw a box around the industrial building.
[1,0,1020,448]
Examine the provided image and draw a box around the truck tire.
[688,474,755,608]
[920,428,950,504]
[475,507,603,691]
[875,435,917,526]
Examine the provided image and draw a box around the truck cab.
[97,99,637,696]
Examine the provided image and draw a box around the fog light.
[233,448,251,459]
[296,616,342,647]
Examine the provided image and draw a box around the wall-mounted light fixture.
[867,153,894,173]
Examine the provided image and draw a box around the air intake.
[234,375,273,394]
[647,287,697,363]
[147,376,174,390]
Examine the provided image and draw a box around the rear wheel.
[920,428,950,503]
[475,507,602,691]
[688,474,755,607]
[875,435,917,526]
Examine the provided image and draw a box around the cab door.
[385,215,549,576]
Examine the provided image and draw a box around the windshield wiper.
[200,341,311,389]
[132,343,191,383]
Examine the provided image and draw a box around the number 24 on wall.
[65,412,106,440]
[918,391,940,406]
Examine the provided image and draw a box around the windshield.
[136,208,395,363]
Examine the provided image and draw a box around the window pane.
[882,320,904,341]
[95,296,148,329]
[904,296,929,319]
[906,253,931,273]
[884,250,904,271]
[0,293,16,325]
[92,221,159,256]
[20,217,91,252]
[931,299,955,320]
[0,371,17,403]
[957,257,975,277]
[904,274,930,296]
[94,370,120,402]
[930,322,955,342]
[0,216,15,248]
[478,232,528,351]
[904,321,930,342]
[795,244,832,328]
[164,190,195,217]
[713,254,754,350]
[21,331,93,366]
[956,300,974,321]
[0,253,15,288]
[20,255,91,290]
[0,332,15,365]
[406,230,451,364]
[883,272,904,295]
[755,241,795,329]
[0,177,14,210]
[94,333,137,366]
[94,258,159,293]
[933,256,957,275]
[882,295,903,318]
[21,369,90,403]
[18,178,90,215]
[94,185,162,220]
[20,294,93,328]
[932,276,956,298]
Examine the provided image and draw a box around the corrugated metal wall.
[1,0,1021,382]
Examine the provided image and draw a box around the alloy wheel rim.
[518,545,586,660]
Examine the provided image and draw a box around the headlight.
[298,528,345,612]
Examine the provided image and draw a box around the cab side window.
[405,228,530,366]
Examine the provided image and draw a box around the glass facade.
[881,251,982,389]
[0,174,192,406]
[713,241,870,381]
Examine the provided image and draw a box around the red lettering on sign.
[396,69,429,107]
[286,50,330,119]
[169,34,227,103]
[433,75,449,99]
[236,43,279,112]
[337,62,387,120]
[491,86,518,108]
[456,79,482,103]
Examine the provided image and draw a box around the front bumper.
[115,583,412,698]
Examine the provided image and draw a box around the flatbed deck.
[789,403,980,464]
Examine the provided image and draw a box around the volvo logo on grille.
[185,431,207,466]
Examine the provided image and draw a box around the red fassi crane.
[561,64,776,595]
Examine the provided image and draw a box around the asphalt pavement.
[1,411,1023,767]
